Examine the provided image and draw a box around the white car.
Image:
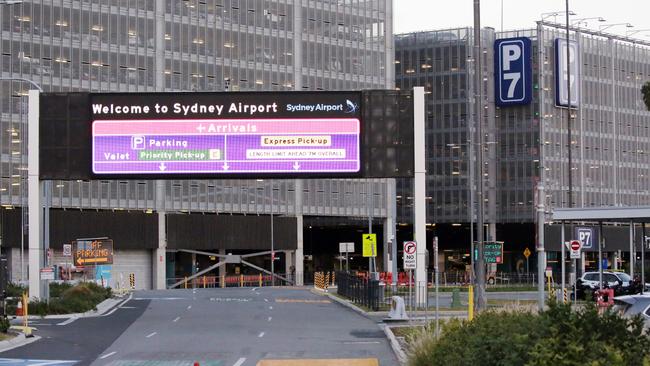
[580,271,632,290]
[613,294,650,328]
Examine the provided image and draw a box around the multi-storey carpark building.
[395,23,650,276]
[0,0,395,289]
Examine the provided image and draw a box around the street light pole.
[473,0,487,311]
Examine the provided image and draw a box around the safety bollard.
[184,277,188,289]
[259,273,263,287]
[220,275,225,288]
[203,276,206,288]
[240,274,244,287]
[468,286,474,321]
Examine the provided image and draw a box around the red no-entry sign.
[570,240,581,251]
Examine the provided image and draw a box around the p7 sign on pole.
[494,37,532,106]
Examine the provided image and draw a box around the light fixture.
[164,34,172,40]
[224,42,235,48]
[55,20,68,27]
[91,25,104,32]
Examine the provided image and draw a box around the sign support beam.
[413,87,427,306]
[28,89,43,300]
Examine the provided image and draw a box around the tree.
[643,81,650,110]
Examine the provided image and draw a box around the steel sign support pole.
[27,89,42,300]
[561,223,566,300]
[413,87,427,307]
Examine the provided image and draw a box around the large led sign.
[89,92,361,176]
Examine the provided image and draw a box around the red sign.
[570,240,581,251]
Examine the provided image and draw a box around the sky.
[394,0,650,38]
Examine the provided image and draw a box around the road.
[3,287,398,366]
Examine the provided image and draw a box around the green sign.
[484,241,504,264]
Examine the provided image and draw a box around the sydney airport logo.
[285,99,358,114]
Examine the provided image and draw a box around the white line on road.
[252,287,258,291]
[267,316,272,322]
[342,341,381,344]
[57,317,77,326]
[173,316,180,322]
[102,308,119,317]
[187,305,192,310]
[264,298,268,302]
[146,332,157,338]
[99,351,117,359]
[268,306,273,310]
[119,306,136,309]
[258,332,265,338]
[233,357,246,366]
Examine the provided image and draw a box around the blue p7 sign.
[494,37,532,106]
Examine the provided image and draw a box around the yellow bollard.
[468,285,474,321]
[203,276,206,288]
[259,273,263,287]
[221,275,225,288]
[240,274,244,287]
[184,276,188,289]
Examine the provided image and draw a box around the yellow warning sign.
[523,247,531,259]
[362,234,377,257]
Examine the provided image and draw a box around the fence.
[335,271,382,311]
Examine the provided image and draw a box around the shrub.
[0,316,9,333]
[408,302,650,366]
[49,282,73,298]
[24,281,113,315]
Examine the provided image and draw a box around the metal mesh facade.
[396,24,650,225]
[0,0,393,219]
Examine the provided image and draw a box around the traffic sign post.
[523,247,531,275]
[403,241,417,320]
[362,234,377,258]
[339,242,354,272]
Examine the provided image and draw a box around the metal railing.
[335,271,382,311]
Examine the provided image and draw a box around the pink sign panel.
[92,118,360,174]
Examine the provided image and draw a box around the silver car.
[612,294,650,328]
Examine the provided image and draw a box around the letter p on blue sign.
[495,37,532,106]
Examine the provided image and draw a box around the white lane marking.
[252,287,258,291]
[173,316,180,322]
[99,351,117,359]
[258,332,265,338]
[267,316,272,322]
[133,297,185,300]
[101,308,119,317]
[342,341,382,344]
[233,357,247,366]
[268,306,273,310]
[57,317,77,326]
[187,305,192,310]
[146,332,157,338]
[264,298,268,302]
[119,306,136,309]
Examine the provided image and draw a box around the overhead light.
[91,61,103,67]
[394,60,401,64]
[145,209,154,214]
[55,58,69,63]
[55,20,68,27]
[452,223,462,226]
[128,30,137,37]
[56,184,64,188]
[224,42,235,48]
[405,69,415,74]
[11,182,20,186]
[192,38,204,44]
[255,80,263,85]
[421,64,432,69]
[11,151,20,155]
[15,16,30,22]
[164,34,172,41]
[91,25,104,32]
[163,70,172,75]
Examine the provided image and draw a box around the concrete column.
[383,217,392,273]
[295,215,304,286]
[153,208,166,290]
[295,179,304,286]
[219,249,226,279]
[28,89,42,300]
[293,0,302,90]
[285,250,293,280]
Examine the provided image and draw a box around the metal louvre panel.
[1,0,391,219]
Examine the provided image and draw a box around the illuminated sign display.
[90,92,361,176]
[74,239,114,266]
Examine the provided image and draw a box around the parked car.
[575,271,635,300]
[612,294,650,328]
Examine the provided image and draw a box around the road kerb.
[382,325,408,365]
[257,359,379,366]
